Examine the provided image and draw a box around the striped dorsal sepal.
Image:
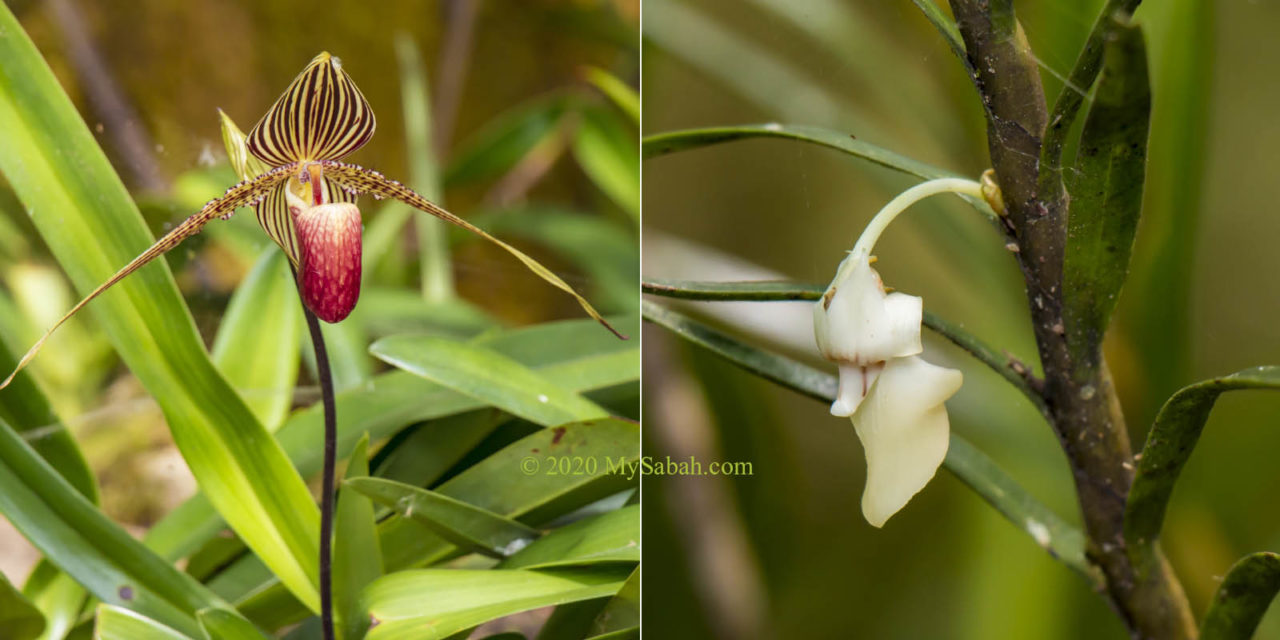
[246,52,376,167]
[318,160,627,340]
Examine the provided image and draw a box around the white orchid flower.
[814,253,923,416]
[814,176,996,527]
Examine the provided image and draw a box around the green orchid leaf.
[0,309,97,504]
[361,567,631,640]
[643,124,1000,260]
[355,287,495,338]
[909,1,972,75]
[586,568,638,637]
[0,570,44,640]
[642,278,826,301]
[444,95,569,188]
[144,318,638,593]
[581,66,639,124]
[1200,552,1280,640]
[1040,0,1142,180]
[142,495,224,564]
[642,301,1098,586]
[95,606,194,640]
[234,417,640,629]
[1063,18,1151,366]
[499,501,640,568]
[22,561,85,640]
[534,600,611,640]
[211,249,302,431]
[196,608,272,640]
[371,410,504,489]
[644,124,944,178]
[334,436,382,640]
[585,630,638,640]
[0,416,226,637]
[379,417,640,569]
[499,505,639,570]
[0,6,320,610]
[1126,367,1280,550]
[185,535,248,583]
[642,0,867,133]
[392,33,452,301]
[370,334,610,426]
[572,105,639,220]
[346,477,540,558]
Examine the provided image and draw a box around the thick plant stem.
[299,291,338,640]
[949,2,1195,638]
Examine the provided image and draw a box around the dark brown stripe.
[247,53,376,166]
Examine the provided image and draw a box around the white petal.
[852,355,963,527]
[831,362,883,417]
[814,255,922,367]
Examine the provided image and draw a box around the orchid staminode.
[814,176,997,527]
[0,52,622,390]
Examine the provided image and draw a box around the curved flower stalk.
[0,51,623,391]
[814,177,996,527]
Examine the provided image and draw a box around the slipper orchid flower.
[0,52,621,389]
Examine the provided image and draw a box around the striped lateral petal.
[0,165,296,389]
[318,160,626,339]
[246,52,376,167]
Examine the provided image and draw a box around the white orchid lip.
[854,355,962,527]
[813,176,992,527]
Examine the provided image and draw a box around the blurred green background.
[641,0,1280,638]
[0,0,637,586]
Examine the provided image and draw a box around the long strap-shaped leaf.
[246,52,375,166]
[1200,552,1280,640]
[319,160,626,339]
[0,164,296,390]
[1125,366,1280,550]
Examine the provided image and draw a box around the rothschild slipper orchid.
[814,176,997,527]
[0,52,623,389]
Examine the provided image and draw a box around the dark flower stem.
[949,2,1194,637]
[296,271,339,640]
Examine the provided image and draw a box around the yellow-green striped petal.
[218,110,269,182]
